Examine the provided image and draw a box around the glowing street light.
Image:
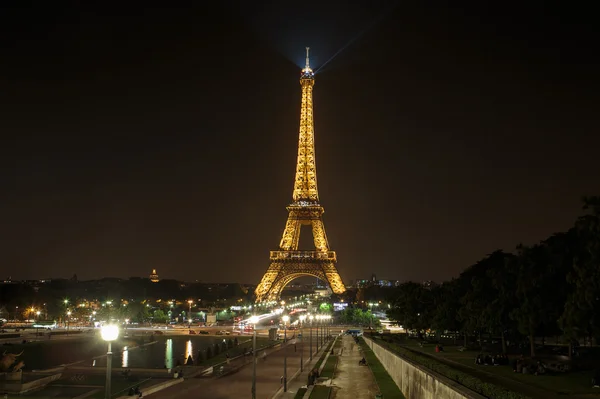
[187,300,193,325]
[101,325,119,399]
[66,311,72,336]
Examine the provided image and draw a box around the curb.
[114,378,184,399]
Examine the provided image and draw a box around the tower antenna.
[305,47,310,69]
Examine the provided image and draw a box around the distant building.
[314,287,332,298]
[150,269,159,283]
[354,277,400,288]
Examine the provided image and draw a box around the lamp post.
[187,300,193,325]
[101,324,119,399]
[66,311,72,336]
[35,310,41,338]
[309,315,314,360]
[281,315,289,392]
[315,314,321,352]
[250,315,259,399]
[299,315,306,371]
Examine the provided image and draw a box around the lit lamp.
[66,311,72,336]
[281,315,290,392]
[250,315,259,399]
[315,315,320,350]
[101,324,119,399]
[187,300,193,325]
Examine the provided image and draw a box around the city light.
[101,325,119,342]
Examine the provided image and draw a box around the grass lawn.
[309,384,331,398]
[314,341,334,371]
[358,338,405,399]
[334,338,343,350]
[375,335,599,399]
[320,355,338,379]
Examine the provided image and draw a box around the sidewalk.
[329,334,379,399]
[274,338,332,398]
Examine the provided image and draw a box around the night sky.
[1,2,598,284]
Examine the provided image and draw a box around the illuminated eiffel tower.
[255,48,346,303]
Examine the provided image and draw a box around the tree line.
[387,196,600,358]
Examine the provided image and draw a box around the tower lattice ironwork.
[255,48,346,303]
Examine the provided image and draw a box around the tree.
[487,252,519,354]
[339,308,380,328]
[430,280,463,343]
[153,309,169,324]
[510,239,569,358]
[127,302,151,324]
[387,282,434,336]
[560,197,600,355]
[319,303,332,313]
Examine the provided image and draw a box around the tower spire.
[305,46,310,69]
[294,47,317,202]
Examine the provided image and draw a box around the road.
[151,328,328,399]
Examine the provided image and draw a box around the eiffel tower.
[255,48,346,303]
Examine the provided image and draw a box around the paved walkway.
[149,328,328,399]
[330,335,379,399]
[276,335,333,398]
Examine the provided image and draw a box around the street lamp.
[299,315,306,372]
[281,315,290,392]
[309,315,314,360]
[187,300,193,325]
[101,324,119,399]
[314,315,319,350]
[250,315,259,399]
[66,311,72,336]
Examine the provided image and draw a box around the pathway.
[330,335,379,399]
[149,331,325,399]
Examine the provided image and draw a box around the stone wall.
[0,372,62,394]
[363,337,485,399]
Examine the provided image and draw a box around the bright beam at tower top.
[305,47,310,69]
[301,47,314,78]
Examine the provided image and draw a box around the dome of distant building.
[150,269,159,283]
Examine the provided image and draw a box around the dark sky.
[1,1,598,284]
